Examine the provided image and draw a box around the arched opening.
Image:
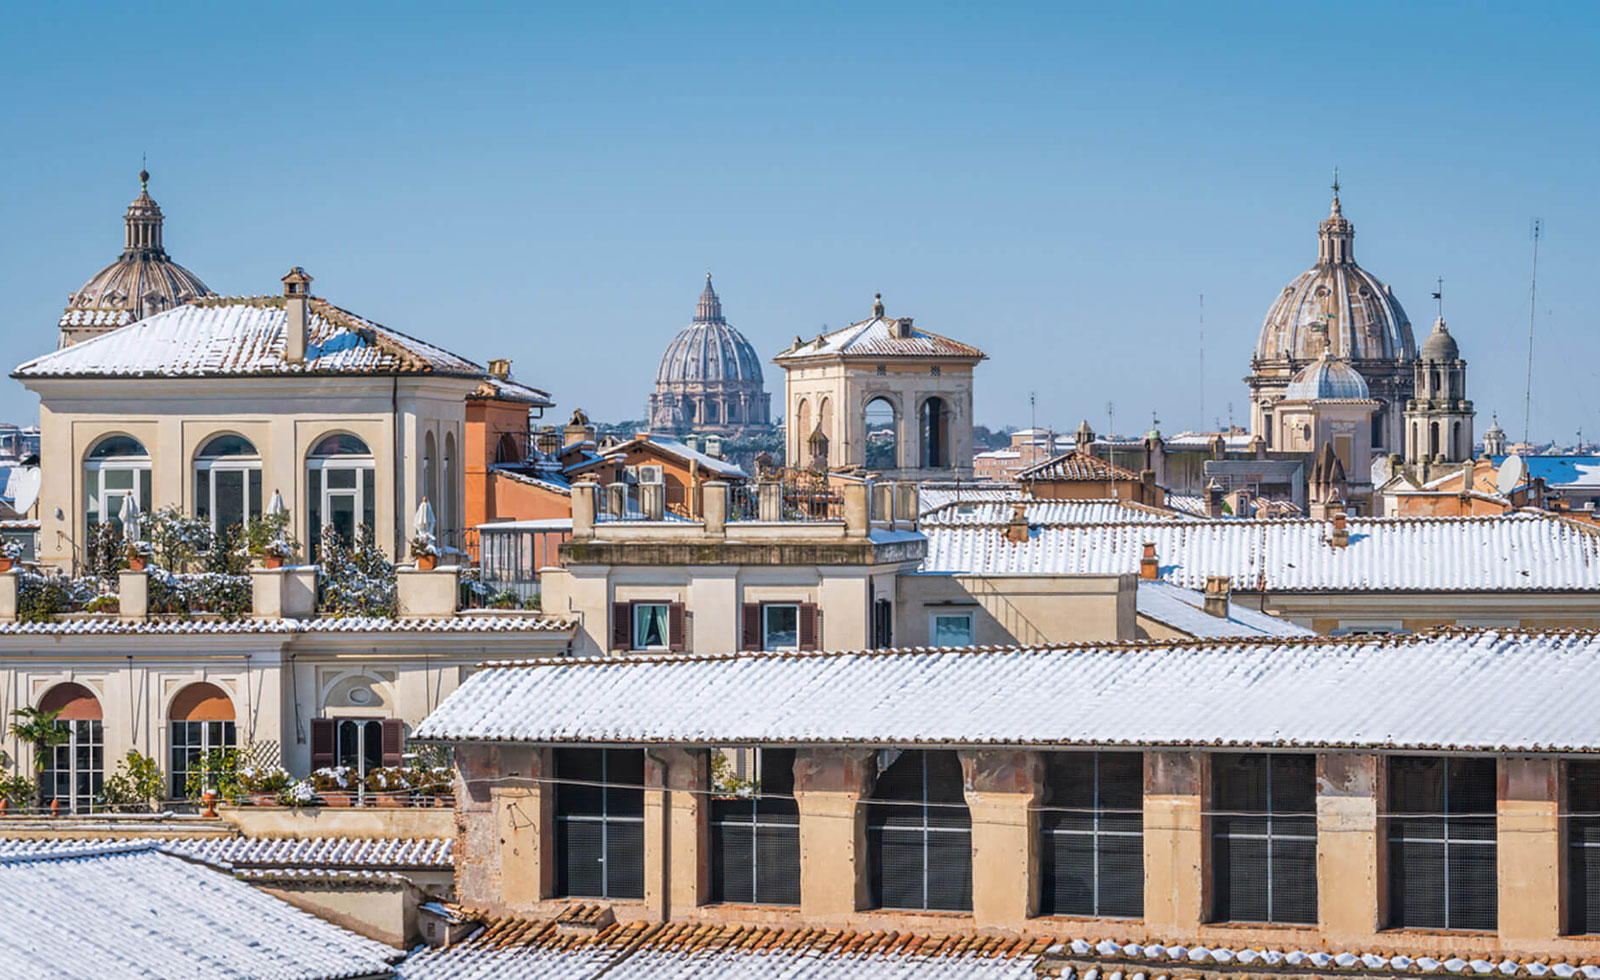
[443,431,458,545]
[867,749,971,911]
[169,682,237,800]
[495,432,521,465]
[308,433,376,559]
[920,397,950,468]
[423,432,438,519]
[794,399,811,460]
[195,434,262,533]
[863,398,898,471]
[1451,421,1462,461]
[39,683,103,813]
[1429,422,1440,458]
[85,434,151,540]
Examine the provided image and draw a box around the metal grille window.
[1388,756,1497,931]
[867,750,972,912]
[554,748,644,900]
[1211,753,1317,924]
[710,748,800,905]
[1039,751,1143,917]
[1567,761,1600,934]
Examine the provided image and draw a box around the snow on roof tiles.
[0,615,572,636]
[0,843,397,979]
[916,483,1022,515]
[415,629,1600,752]
[1136,581,1313,639]
[921,512,1600,592]
[920,498,1192,526]
[1017,450,1138,482]
[15,296,483,380]
[773,315,984,361]
[0,836,452,869]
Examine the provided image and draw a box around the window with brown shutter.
[741,603,761,651]
[380,719,406,768]
[310,718,336,769]
[798,603,818,651]
[612,601,631,651]
[668,602,686,652]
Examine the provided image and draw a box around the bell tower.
[1404,316,1474,469]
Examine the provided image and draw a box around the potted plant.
[0,539,22,573]
[311,766,357,806]
[8,706,69,811]
[124,540,151,572]
[409,533,440,572]
[283,779,316,808]
[240,766,294,806]
[365,766,412,806]
[246,507,298,570]
[411,766,455,807]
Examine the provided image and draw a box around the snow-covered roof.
[919,498,1192,526]
[773,312,985,362]
[628,436,747,479]
[489,466,572,495]
[398,917,1040,979]
[0,615,572,636]
[921,512,1600,592]
[471,374,553,406]
[0,842,398,978]
[916,483,1022,514]
[415,629,1600,752]
[1136,581,1313,639]
[0,835,452,869]
[15,296,483,380]
[1493,455,1600,490]
[1017,450,1139,482]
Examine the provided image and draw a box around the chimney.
[1203,575,1231,618]
[1140,541,1159,580]
[1206,479,1225,519]
[1005,501,1029,543]
[487,358,511,380]
[281,267,313,365]
[705,435,723,459]
[1330,509,1349,548]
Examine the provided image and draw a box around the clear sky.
[2,1,1595,442]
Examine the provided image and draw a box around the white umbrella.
[266,489,287,516]
[119,494,141,542]
[413,497,436,538]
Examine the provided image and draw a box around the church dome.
[60,170,214,344]
[1253,191,1415,366]
[1284,352,1371,401]
[1418,316,1460,361]
[654,276,765,385]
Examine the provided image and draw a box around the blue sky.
[2,1,1595,441]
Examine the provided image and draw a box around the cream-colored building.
[773,295,983,479]
[16,269,495,568]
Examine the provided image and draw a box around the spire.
[1316,171,1354,265]
[694,273,724,324]
[123,167,165,256]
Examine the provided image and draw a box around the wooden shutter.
[798,604,818,651]
[310,718,336,769]
[612,601,632,651]
[668,602,686,652]
[741,603,761,651]
[380,719,406,767]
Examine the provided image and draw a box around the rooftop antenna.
[1198,292,1205,433]
[1106,401,1114,440]
[1432,277,1444,320]
[1030,391,1037,434]
[1523,219,1542,446]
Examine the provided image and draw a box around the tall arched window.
[307,433,375,558]
[169,682,237,799]
[85,435,151,538]
[863,398,898,470]
[794,399,811,459]
[920,397,950,468]
[867,749,972,911]
[443,431,458,542]
[818,397,833,444]
[194,434,262,532]
[423,432,438,519]
[39,683,103,814]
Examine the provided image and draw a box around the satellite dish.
[8,466,40,515]
[1496,454,1526,497]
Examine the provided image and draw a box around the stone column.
[842,481,868,538]
[1499,757,1562,943]
[961,749,1042,927]
[1143,750,1206,934]
[794,747,876,917]
[571,479,597,540]
[702,481,727,537]
[455,744,552,914]
[645,747,709,922]
[0,570,18,622]
[758,481,782,522]
[1317,752,1385,942]
[118,569,149,622]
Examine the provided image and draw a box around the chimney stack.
[282,267,313,365]
[1140,541,1159,580]
[487,358,511,380]
[1206,479,1225,519]
[1330,508,1349,548]
[1005,501,1030,543]
[1203,575,1231,618]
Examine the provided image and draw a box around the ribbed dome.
[1419,316,1460,361]
[1254,193,1415,365]
[1284,353,1371,401]
[60,171,214,342]
[654,276,764,385]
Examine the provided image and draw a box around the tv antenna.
[1523,219,1542,445]
[1106,401,1115,439]
[1198,293,1205,433]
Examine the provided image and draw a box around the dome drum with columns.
[58,170,215,348]
[648,276,772,437]
[1248,186,1416,454]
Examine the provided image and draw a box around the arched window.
[867,749,971,911]
[920,397,950,468]
[443,431,458,542]
[194,435,262,532]
[423,432,438,520]
[863,398,898,470]
[307,433,375,558]
[495,433,521,465]
[794,399,811,458]
[818,397,833,442]
[1429,422,1440,458]
[169,682,237,799]
[39,683,103,814]
[85,434,150,538]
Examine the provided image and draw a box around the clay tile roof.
[1016,450,1139,482]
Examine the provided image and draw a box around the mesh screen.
[867,751,973,911]
[708,750,801,907]
[553,748,644,899]
[1211,754,1317,924]
[1388,755,1496,930]
[1039,751,1144,917]
[1569,762,1600,934]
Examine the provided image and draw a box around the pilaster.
[644,747,709,922]
[1317,752,1384,941]
[1143,750,1206,934]
[794,747,876,917]
[961,749,1042,926]
[1499,757,1562,943]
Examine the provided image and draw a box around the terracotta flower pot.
[0,557,13,573]
[371,790,410,808]
[416,554,437,571]
[319,792,353,807]
[128,556,147,571]
[249,792,280,807]
[431,793,455,808]
[264,554,284,569]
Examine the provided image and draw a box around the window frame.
[1209,752,1318,925]
[1567,760,1600,935]
[929,610,975,648]
[84,435,151,539]
[169,718,238,799]
[194,435,263,533]
[307,437,376,558]
[1039,750,1144,918]
[709,748,800,906]
[43,718,104,814]
[554,748,646,900]
[1386,756,1498,931]
[866,749,973,912]
[762,603,801,652]
[631,602,671,652]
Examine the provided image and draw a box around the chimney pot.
[487,358,511,380]
[1005,501,1030,543]
[281,267,313,365]
[1330,509,1350,548]
[1203,575,1231,618]
[1140,541,1159,580]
